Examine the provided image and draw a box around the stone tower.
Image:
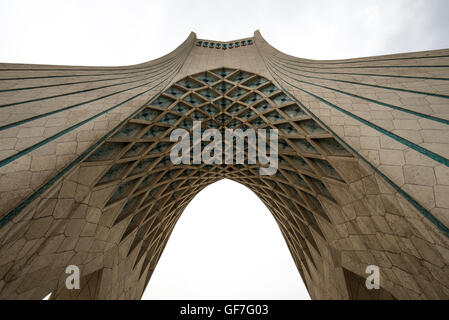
[0,31,449,300]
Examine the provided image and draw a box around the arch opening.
[142,179,311,299]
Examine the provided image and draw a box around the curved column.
[0,33,196,299]
[254,30,449,299]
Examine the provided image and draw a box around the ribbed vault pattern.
[57,68,395,299]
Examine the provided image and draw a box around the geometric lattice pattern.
[80,68,359,291]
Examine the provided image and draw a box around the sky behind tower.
[1,0,448,66]
[1,0,448,300]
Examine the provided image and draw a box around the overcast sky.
[1,0,448,66]
[1,0,448,300]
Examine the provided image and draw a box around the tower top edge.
[193,36,255,49]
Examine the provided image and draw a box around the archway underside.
[1,68,447,300]
[49,68,396,300]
